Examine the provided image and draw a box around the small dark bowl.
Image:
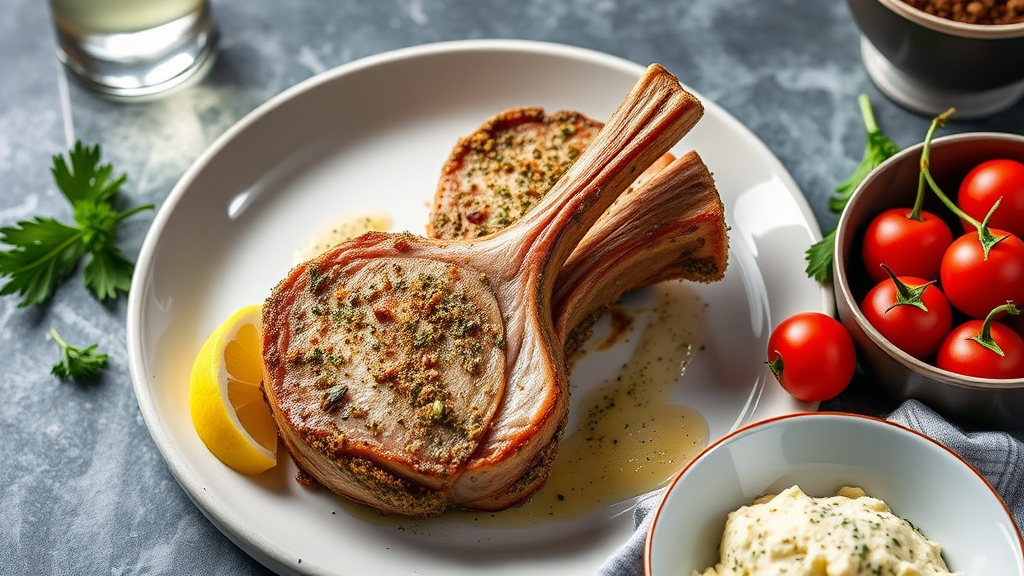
[834,132,1024,430]
[847,0,1024,117]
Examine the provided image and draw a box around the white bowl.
[645,412,1023,576]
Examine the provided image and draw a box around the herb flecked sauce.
[499,280,709,523]
[292,211,393,264]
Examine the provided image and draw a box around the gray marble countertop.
[2,1,1023,574]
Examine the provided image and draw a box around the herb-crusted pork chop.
[268,258,502,512]
[426,110,728,511]
[427,107,728,358]
[262,64,704,516]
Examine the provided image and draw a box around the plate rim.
[126,38,831,575]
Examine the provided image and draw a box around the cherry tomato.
[861,208,953,283]
[958,159,1024,239]
[767,312,856,402]
[939,230,1024,319]
[936,319,1024,379]
[860,276,952,361]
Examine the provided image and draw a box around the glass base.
[54,2,219,100]
[860,36,1024,120]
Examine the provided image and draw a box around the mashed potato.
[694,485,961,576]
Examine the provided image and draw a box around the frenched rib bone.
[555,150,727,356]
[261,64,703,515]
[451,151,727,510]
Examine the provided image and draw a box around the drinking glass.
[48,0,219,100]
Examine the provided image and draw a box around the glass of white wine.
[48,0,219,100]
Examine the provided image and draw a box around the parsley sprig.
[50,328,108,380]
[0,141,153,307]
[805,94,899,282]
[1,141,152,380]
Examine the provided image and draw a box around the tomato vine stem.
[918,108,1007,260]
[971,301,1021,356]
[879,264,933,313]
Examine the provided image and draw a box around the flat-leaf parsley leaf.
[829,94,900,214]
[0,141,153,306]
[804,94,899,282]
[51,140,127,204]
[50,327,108,380]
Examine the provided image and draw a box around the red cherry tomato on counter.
[936,317,1024,380]
[860,275,952,361]
[767,312,856,402]
[958,159,1024,239]
[861,208,953,283]
[939,230,1024,319]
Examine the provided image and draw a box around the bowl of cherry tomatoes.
[834,130,1024,429]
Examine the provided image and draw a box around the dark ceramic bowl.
[833,132,1024,429]
[847,0,1024,118]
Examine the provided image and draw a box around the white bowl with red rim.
[644,412,1023,576]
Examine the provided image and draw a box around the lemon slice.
[189,304,277,474]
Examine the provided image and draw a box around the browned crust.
[453,414,567,511]
[428,108,603,239]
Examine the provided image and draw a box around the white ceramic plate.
[646,412,1024,576]
[126,40,831,576]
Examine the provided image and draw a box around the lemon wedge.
[189,304,277,474]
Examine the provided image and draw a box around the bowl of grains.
[847,0,1024,118]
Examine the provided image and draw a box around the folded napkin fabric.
[597,399,1024,576]
[596,489,664,576]
[888,399,1024,533]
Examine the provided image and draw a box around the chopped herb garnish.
[302,347,325,363]
[413,330,435,349]
[308,268,323,292]
[321,384,349,411]
[431,399,445,421]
